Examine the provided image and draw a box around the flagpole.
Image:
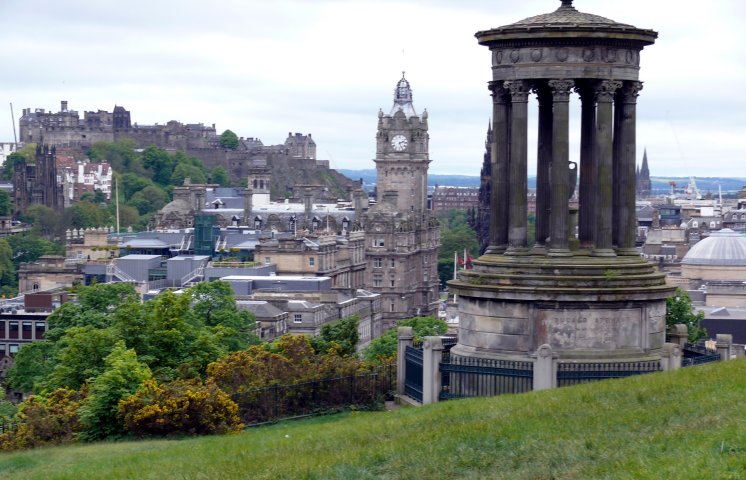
[453,251,458,303]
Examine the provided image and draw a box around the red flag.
[457,257,464,266]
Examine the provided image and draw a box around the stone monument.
[449,1,675,383]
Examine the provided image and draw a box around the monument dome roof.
[682,229,746,266]
[476,0,657,47]
[508,0,632,29]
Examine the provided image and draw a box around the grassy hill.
[1,360,744,479]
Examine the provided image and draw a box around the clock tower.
[374,73,430,212]
[364,74,440,330]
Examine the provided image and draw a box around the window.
[0,344,5,357]
[9,321,18,339]
[373,274,382,287]
[264,256,271,265]
[390,303,395,312]
[424,272,429,282]
[35,322,46,340]
[309,257,315,266]
[0,321,4,339]
[22,321,32,339]
[373,257,383,268]
[9,344,18,355]
[390,279,395,287]
[390,258,396,268]
[32,283,39,291]
[294,314,303,323]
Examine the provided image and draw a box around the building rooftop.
[682,229,746,266]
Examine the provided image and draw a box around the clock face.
[391,134,408,151]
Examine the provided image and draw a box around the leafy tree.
[0,238,16,297]
[0,190,11,216]
[46,326,119,391]
[129,185,168,215]
[87,140,145,176]
[6,232,63,270]
[171,162,207,186]
[666,288,707,342]
[78,282,140,313]
[219,130,239,150]
[5,341,57,393]
[363,316,447,363]
[437,209,479,288]
[62,201,111,230]
[21,204,59,239]
[1,149,34,181]
[311,315,360,356]
[79,342,152,440]
[118,172,152,201]
[210,166,230,187]
[142,146,177,186]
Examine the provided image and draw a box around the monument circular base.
[448,253,675,361]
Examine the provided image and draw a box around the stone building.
[363,74,441,328]
[12,145,64,216]
[255,231,366,290]
[19,101,216,150]
[431,186,479,212]
[17,255,82,294]
[285,132,316,159]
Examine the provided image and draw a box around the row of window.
[0,320,46,340]
[0,344,20,356]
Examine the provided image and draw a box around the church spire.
[640,147,650,176]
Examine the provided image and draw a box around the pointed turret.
[389,72,417,117]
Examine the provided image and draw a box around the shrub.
[0,388,84,451]
[119,379,242,437]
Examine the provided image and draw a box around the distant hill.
[339,170,746,195]
[650,177,746,195]
[339,169,482,188]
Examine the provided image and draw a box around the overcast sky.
[1,0,744,177]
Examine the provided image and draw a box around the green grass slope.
[1,360,745,480]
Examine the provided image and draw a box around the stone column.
[534,83,552,252]
[576,83,597,250]
[591,80,621,257]
[396,327,414,396]
[548,79,574,256]
[422,336,444,404]
[504,80,530,254]
[486,81,510,254]
[616,81,643,255]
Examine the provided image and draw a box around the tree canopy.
[219,130,239,150]
[666,288,707,342]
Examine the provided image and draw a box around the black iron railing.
[682,342,721,367]
[404,345,424,402]
[231,364,395,426]
[557,360,661,387]
[440,356,533,399]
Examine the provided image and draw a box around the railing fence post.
[660,342,682,371]
[532,343,557,391]
[397,327,414,396]
[422,336,444,404]
[716,334,733,361]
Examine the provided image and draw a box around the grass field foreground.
[0,359,744,479]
